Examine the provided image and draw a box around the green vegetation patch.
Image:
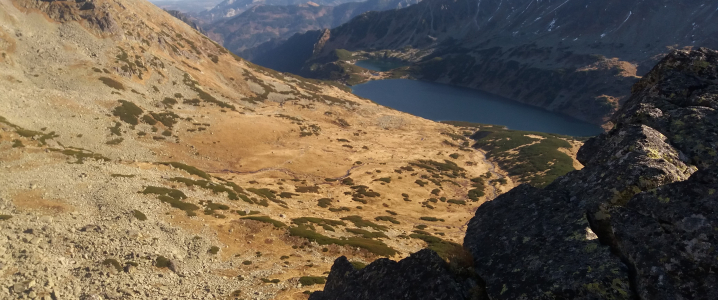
[410,159,467,178]
[447,199,466,205]
[132,210,147,221]
[289,226,397,257]
[99,77,125,90]
[292,217,345,231]
[299,276,326,286]
[375,216,400,224]
[155,256,171,268]
[150,111,180,128]
[346,228,388,239]
[419,216,444,222]
[158,195,200,216]
[350,261,367,270]
[248,188,276,200]
[160,162,210,179]
[49,148,110,164]
[170,177,239,200]
[317,198,332,208]
[241,216,286,228]
[375,177,391,183]
[113,100,143,125]
[0,116,59,146]
[296,186,320,193]
[409,233,464,261]
[102,259,123,272]
[11,140,24,148]
[105,138,123,145]
[140,186,187,200]
[340,215,387,231]
[0,215,12,221]
[451,122,577,187]
[209,246,220,255]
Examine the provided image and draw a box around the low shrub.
[241,216,287,228]
[299,276,326,286]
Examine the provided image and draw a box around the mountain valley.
[0,0,585,299]
[1,0,716,299]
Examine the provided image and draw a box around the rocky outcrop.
[310,48,718,299]
[13,0,120,35]
[309,249,484,300]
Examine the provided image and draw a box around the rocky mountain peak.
[309,48,718,299]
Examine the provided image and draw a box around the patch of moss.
[346,228,388,239]
[133,210,147,221]
[150,111,180,128]
[374,216,400,224]
[158,195,200,216]
[105,138,124,145]
[447,199,466,205]
[296,186,320,193]
[99,77,125,90]
[299,276,326,286]
[102,259,123,272]
[340,215,387,231]
[292,217,345,231]
[419,216,444,222]
[350,261,366,270]
[11,139,24,148]
[162,97,178,108]
[155,256,170,268]
[49,148,110,164]
[111,174,136,178]
[317,198,332,208]
[160,162,211,179]
[113,100,143,125]
[248,188,276,200]
[408,233,464,261]
[289,226,397,257]
[209,246,220,255]
[0,215,12,221]
[375,177,391,183]
[241,216,286,228]
[140,186,187,200]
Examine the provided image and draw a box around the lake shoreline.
[351,78,604,137]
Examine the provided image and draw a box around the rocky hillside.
[206,0,419,53]
[164,9,207,35]
[0,0,574,299]
[251,0,718,126]
[309,48,718,299]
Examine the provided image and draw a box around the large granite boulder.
[308,249,483,300]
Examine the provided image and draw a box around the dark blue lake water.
[355,59,409,72]
[352,79,604,137]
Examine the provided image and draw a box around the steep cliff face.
[309,48,718,299]
[254,0,718,125]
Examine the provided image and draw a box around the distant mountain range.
[193,0,365,24]
[205,0,419,53]
[248,0,718,125]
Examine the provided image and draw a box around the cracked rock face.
[310,48,718,300]
[308,249,480,300]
